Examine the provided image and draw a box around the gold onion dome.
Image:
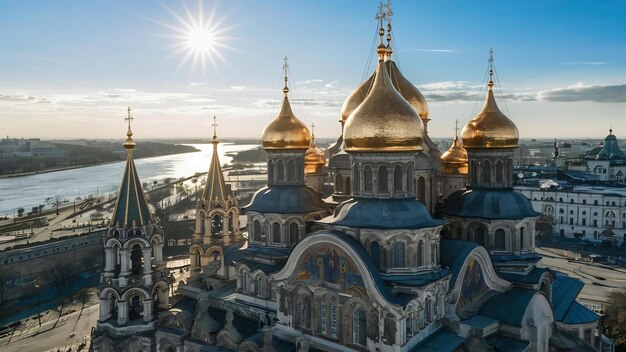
[441,128,468,174]
[305,123,326,174]
[261,58,311,150]
[461,79,519,149]
[344,58,423,152]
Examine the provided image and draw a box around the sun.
[158,1,234,75]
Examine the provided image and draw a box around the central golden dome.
[344,59,423,152]
[262,78,310,150]
[461,81,519,149]
[441,135,468,174]
[386,60,429,122]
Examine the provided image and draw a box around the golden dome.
[386,60,429,122]
[305,124,326,174]
[441,135,468,174]
[262,60,311,150]
[340,73,374,124]
[344,59,423,152]
[461,80,519,149]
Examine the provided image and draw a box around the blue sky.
[1,0,625,140]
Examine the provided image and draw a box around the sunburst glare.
[158,1,234,75]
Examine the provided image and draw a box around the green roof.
[110,150,153,228]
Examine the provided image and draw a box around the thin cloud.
[405,48,457,53]
[254,98,342,108]
[538,83,626,103]
[560,61,607,65]
[230,86,246,90]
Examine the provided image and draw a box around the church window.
[582,218,586,226]
[496,160,503,183]
[227,212,234,234]
[253,220,262,241]
[287,159,296,182]
[425,298,432,322]
[353,165,360,192]
[393,242,405,267]
[383,313,396,345]
[378,165,388,193]
[494,229,506,251]
[594,200,598,205]
[272,222,281,244]
[211,214,222,236]
[583,199,586,204]
[431,243,437,265]
[345,176,351,195]
[268,160,274,182]
[417,177,426,203]
[289,223,299,244]
[520,227,525,249]
[277,160,285,182]
[370,241,381,268]
[256,276,262,296]
[320,302,327,334]
[330,304,337,338]
[474,227,485,245]
[471,160,478,183]
[300,302,306,327]
[394,165,403,192]
[335,174,343,194]
[406,312,414,337]
[481,160,491,184]
[364,166,373,192]
[406,164,414,193]
[417,241,424,266]
[352,308,367,346]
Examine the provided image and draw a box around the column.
[104,247,114,276]
[143,299,153,322]
[117,300,128,325]
[98,298,110,321]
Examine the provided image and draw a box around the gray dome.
[439,189,539,220]
[243,185,328,214]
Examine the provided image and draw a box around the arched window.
[300,296,310,328]
[520,227,525,250]
[471,160,478,183]
[352,308,367,346]
[364,166,373,192]
[370,241,381,268]
[417,240,424,266]
[241,271,248,292]
[582,199,586,205]
[330,304,337,338]
[506,159,513,184]
[227,212,234,234]
[253,220,262,241]
[496,160,503,183]
[345,176,351,195]
[481,160,491,184]
[417,177,426,203]
[378,165,388,193]
[272,223,281,244]
[406,164,414,193]
[211,214,222,236]
[431,243,437,265]
[425,298,432,322]
[130,244,143,274]
[287,159,295,182]
[289,223,299,244]
[320,302,327,334]
[475,227,485,245]
[335,174,343,194]
[393,242,405,267]
[494,229,506,251]
[353,165,360,192]
[256,276,262,296]
[277,160,285,182]
[268,160,274,182]
[394,165,403,192]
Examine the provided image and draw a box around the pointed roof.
[110,108,154,228]
[597,128,625,160]
[201,116,232,204]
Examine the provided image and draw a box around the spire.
[282,55,289,96]
[453,119,460,146]
[384,0,393,60]
[375,2,387,60]
[310,122,316,146]
[110,108,154,228]
[488,48,495,89]
[202,115,232,204]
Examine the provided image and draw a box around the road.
[0,304,98,352]
[537,247,626,306]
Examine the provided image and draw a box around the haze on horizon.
[0,0,625,141]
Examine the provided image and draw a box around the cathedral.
[92,4,607,352]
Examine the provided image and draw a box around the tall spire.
[384,0,393,60]
[202,115,231,204]
[453,119,460,145]
[310,122,316,146]
[282,55,289,96]
[110,107,154,228]
[375,2,387,60]
[488,48,495,89]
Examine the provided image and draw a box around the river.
[0,143,259,215]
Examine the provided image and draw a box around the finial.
[454,119,459,138]
[375,2,387,60]
[488,48,494,89]
[311,122,316,139]
[282,56,289,96]
[123,107,136,150]
[212,115,218,142]
[385,0,393,53]
[609,127,613,135]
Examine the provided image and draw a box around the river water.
[0,143,259,215]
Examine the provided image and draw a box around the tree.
[17,208,24,217]
[604,289,626,350]
[535,215,554,237]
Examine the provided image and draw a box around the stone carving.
[295,336,310,352]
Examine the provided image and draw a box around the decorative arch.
[121,287,151,301]
[123,237,150,249]
[100,286,121,300]
[335,174,344,194]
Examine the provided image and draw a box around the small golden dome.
[262,59,311,150]
[305,124,326,174]
[344,59,423,152]
[441,135,468,174]
[461,80,519,149]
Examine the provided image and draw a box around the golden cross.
[454,119,459,137]
[125,106,133,130]
[212,115,218,138]
[488,48,494,79]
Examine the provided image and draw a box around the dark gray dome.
[243,185,328,214]
[439,188,539,220]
